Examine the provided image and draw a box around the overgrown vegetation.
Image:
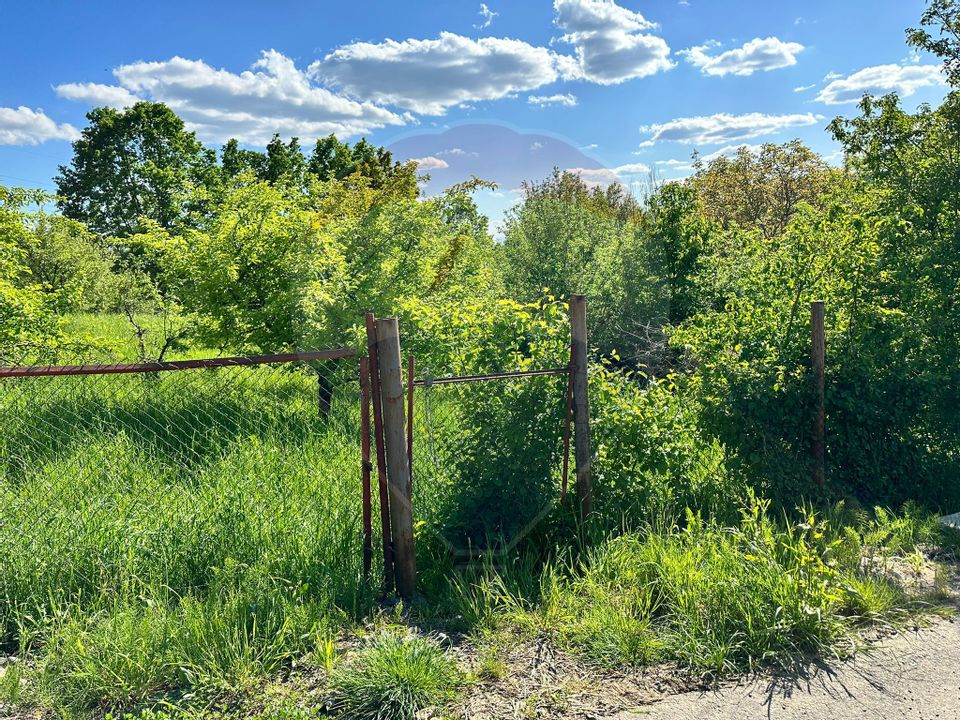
[2,4,960,718]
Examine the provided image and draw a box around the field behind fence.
[0,350,375,660]
[0,298,591,669]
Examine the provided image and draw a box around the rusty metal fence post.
[359,357,373,577]
[570,294,592,519]
[365,313,394,592]
[811,301,826,487]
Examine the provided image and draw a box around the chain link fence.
[411,367,572,557]
[0,350,371,643]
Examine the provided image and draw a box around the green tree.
[501,170,659,362]
[265,134,307,186]
[0,187,69,362]
[16,210,115,311]
[221,138,267,179]
[55,102,218,237]
[690,141,838,239]
[907,0,960,86]
[138,170,497,354]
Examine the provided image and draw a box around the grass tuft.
[327,630,461,720]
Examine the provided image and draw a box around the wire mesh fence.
[0,350,372,641]
[410,366,572,557]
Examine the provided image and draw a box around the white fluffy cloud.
[553,0,674,84]
[683,37,804,77]
[312,32,563,115]
[816,63,945,104]
[57,51,404,144]
[640,112,822,147]
[0,106,79,145]
[528,93,578,107]
[411,155,449,170]
[701,143,765,162]
[55,82,140,109]
[566,161,650,183]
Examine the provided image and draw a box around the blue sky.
[0,0,950,229]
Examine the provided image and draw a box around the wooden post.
[376,318,417,599]
[569,295,592,519]
[811,301,826,487]
[359,357,373,577]
[365,313,393,591]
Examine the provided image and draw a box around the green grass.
[448,498,940,675]
[62,312,214,363]
[0,361,371,716]
[1,313,955,718]
[327,630,461,720]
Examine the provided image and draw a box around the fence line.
[411,366,571,386]
[0,348,356,378]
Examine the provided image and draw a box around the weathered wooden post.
[375,317,417,599]
[365,313,393,591]
[811,301,826,487]
[569,295,592,519]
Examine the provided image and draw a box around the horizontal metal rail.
[413,366,571,387]
[0,348,357,379]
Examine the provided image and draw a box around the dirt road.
[626,619,960,720]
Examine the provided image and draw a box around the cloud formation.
[528,93,578,107]
[553,0,674,84]
[55,82,140,109]
[0,106,79,145]
[816,63,945,104]
[46,0,678,147]
[475,3,498,30]
[683,37,804,77]
[312,32,563,115]
[640,112,822,147]
[411,155,449,170]
[566,161,650,185]
[56,51,404,144]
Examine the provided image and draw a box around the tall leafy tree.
[55,102,218,238]
[908,0,960,86]
[221,138,267,179]
[265,134,307,186]
[690,141,838,239]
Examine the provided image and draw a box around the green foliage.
[0,187,73,363]
[16,207,116,311]
[501,169,665,362]
[401,296,569,551]
[220,134,418,197]
[140,172,497,354]
[55,102,218,238]
[328,631,461,720]
[590,363,746,527]
[907,0,960,87]
[689,140,839,239]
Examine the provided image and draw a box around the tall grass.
[450,498,917,674]
[0,363,371,714]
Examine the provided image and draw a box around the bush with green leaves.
[0,187,77,363]
[138,172,499,355]
[590,362,746,528]
[400,296,571,551]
